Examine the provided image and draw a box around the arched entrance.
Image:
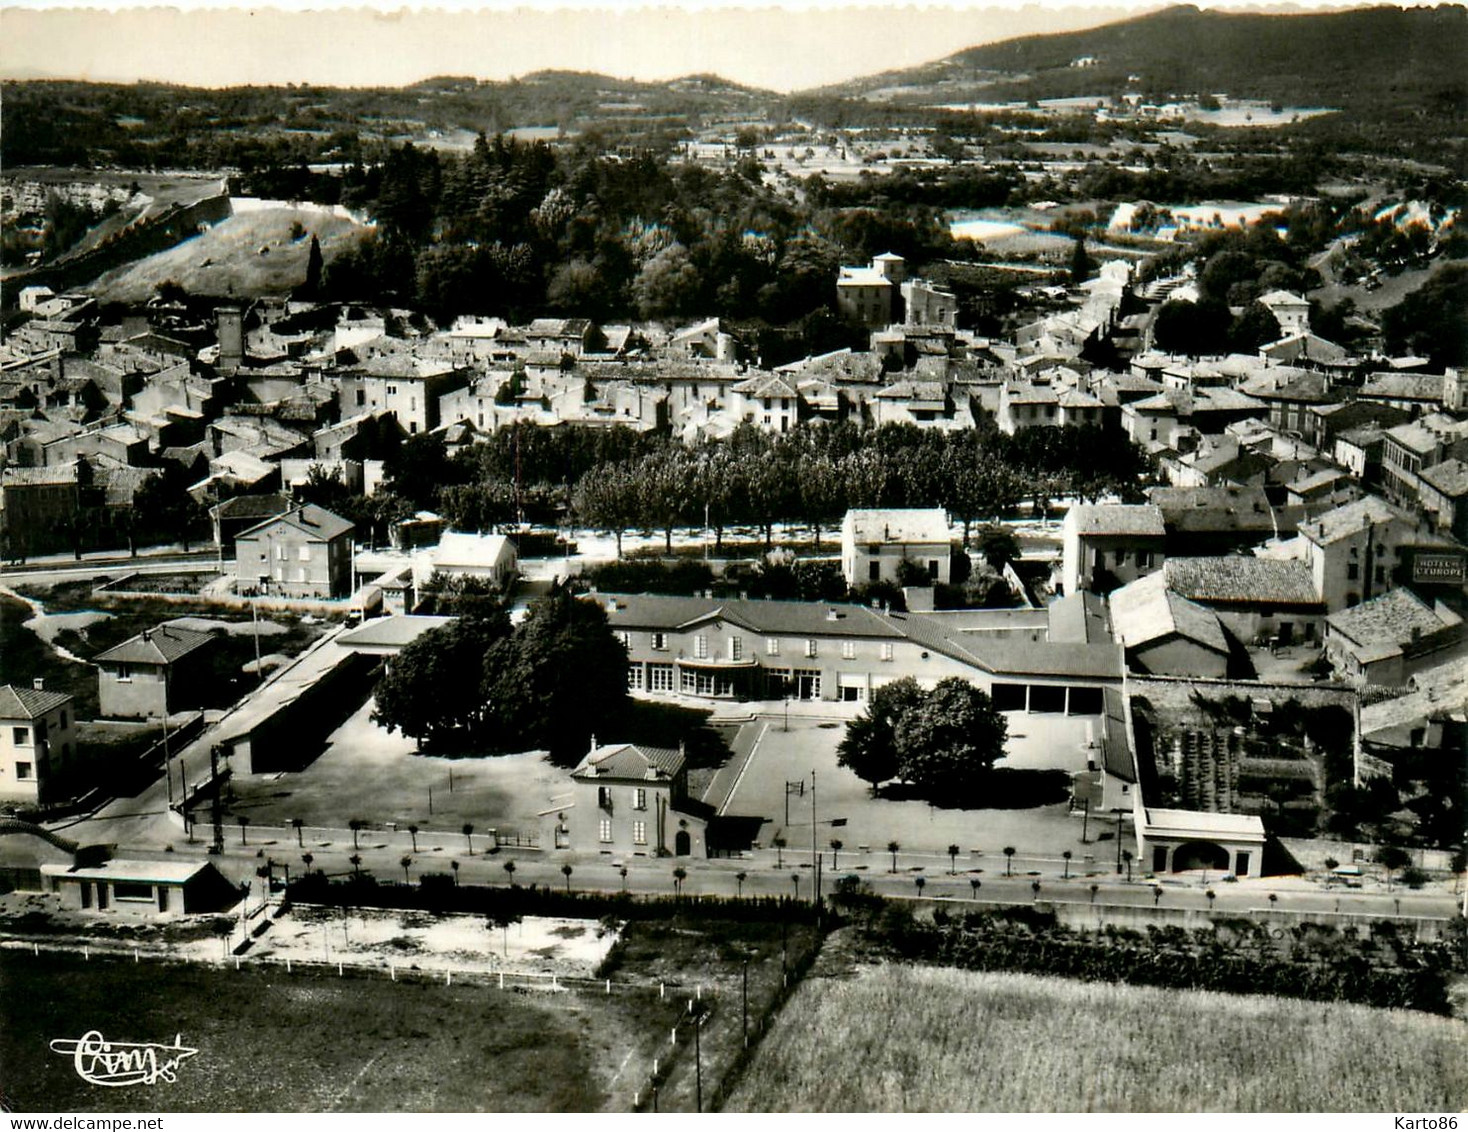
[674,829,691,856]
[1171,840,1230,873]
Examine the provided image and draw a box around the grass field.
[724,961,1468,1112]
[0,949,674,1112]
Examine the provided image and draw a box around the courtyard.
[718,708,1107,870]
[225,698,566,845]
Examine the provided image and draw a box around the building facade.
[840,507,952,587]
[0,683,76,807]
[235,504,354,598]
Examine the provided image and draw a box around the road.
[1,548,223,587]
[58,786,1461,925]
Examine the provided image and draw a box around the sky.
[0,2,1426,93]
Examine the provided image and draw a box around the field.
[0,948,673,1112]
[724,960,1468,1112]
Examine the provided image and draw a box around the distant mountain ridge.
[821,4,1468,117]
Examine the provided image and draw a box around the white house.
[840,508,952,587]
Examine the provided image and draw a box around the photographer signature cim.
[49,1032,199,1087]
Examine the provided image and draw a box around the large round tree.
[893,678,1009,800]
[836,677,927,794]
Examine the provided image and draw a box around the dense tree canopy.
[838,676,1009,801]
[370,584,627,761]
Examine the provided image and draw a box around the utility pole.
[209,744,224,855]
[810,769,819,905]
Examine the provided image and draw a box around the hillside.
[85,204,369,303]
[828,5,1467,107]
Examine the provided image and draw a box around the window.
[729,637,742,661]
[15,761,32,780]
[649,664,674,692]
[881,642,894,662]
[276,544,287,561]
[356,390,366,407]
[652,632,668,651]
[599,818,613,843]
[114,663,131,682]
[632,821,647,846]
[927,559,939,579]
[12,727,29,745]
[1137,551,1153,569]
[634,788,647,811]
[868,561,880,582]
[841,641,856,660]
[1347,563,1359,580]
[1375,566,1385,584]
[694,634,709,659]
[1114,549,1128,567]
[766,639,780,657]
[113,881,154,902]
[598,786,613,811]
[627,666,644,691]
[297,567,308,583]
[298,545,310,562]
[618,631,631,647]
[805,639,818,658]
[59,711,67,728]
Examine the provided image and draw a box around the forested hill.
[0,70,774,169]
[825,5,1467,121]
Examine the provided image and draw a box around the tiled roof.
[0,684,73,720]
[1066,504,1166,537]
[1421,458,1468,498]
[571,742,684,782]
[1164,556,1320,607]
[1360,372,1444,400]
[1299,496,1406,546]
[602,593,905,639]
[210,493,292,521]
[0,464,79,487]
[236,503,353,542]
[95,624,215,666]
[1326,587,1458,648]
[844,508,950,545]
[1108,571,1229,655]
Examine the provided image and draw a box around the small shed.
[41,858,239,916]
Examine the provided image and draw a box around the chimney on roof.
[590,734,598,754]
[142,629,152,642]
[33,678,44,692]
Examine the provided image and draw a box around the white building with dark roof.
[560,740,708,857]
[1162,556,1324,645]
[94,624,216,720]
[235,504,354,598]
[0,682,76,806]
